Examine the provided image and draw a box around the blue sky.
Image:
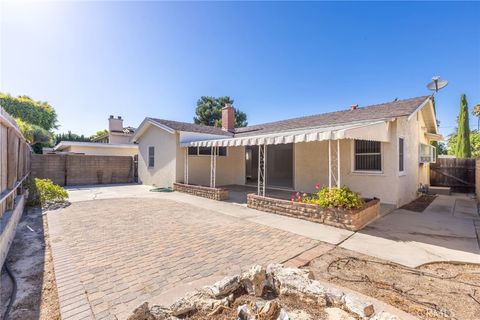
[1,1,479,137]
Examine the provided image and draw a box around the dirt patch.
[308,247,480,320]
[0,207,60,320]
[400,195,437,212]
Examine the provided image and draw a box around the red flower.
[315,183,321,190]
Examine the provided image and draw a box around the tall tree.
[0,93,58,130]
[472,103,480,131]
[455,94,471,158]
[193,96,248,128]
[54,131,91,144]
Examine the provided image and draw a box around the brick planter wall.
[173,183,229,201]
[247,194,380,231]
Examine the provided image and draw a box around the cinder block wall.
[31,154,134,186]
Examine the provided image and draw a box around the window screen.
[354,140,381,171]
[148,146,155,167]
[399,138,404,172]
[188,147,198,155]
[198,147,211,155]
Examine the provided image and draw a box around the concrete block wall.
[31,154,134,186]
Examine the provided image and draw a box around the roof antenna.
[426,76,448,95]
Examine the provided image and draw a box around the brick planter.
[247,194,380,231]
[173,183,229,201]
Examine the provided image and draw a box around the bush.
[26,178,68,206]
[297,186,364,209]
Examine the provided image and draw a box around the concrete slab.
[341,195,480,267]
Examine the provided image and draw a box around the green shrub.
[26,178,68,206]
[300,186,364,209]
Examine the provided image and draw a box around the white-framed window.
[148,146,155,167]
[419,143,436,163]
[188,147,227,157]
[353,140,382,172]
[399,137,405,175]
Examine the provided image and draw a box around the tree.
[455,94,471,158]
[193,96,248,128]
[472,103,480,131]
[91,129,108,139]
[448,130,480,158]
[54,131,91,144]
[0,93,58,131]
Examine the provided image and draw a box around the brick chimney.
[350,104,358,110]
[222,103,235,132]
[108,115,124,132]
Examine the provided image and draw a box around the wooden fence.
[430,158,475,193]
[0,107,31,267]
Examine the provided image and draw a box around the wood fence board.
[430,158,475,192]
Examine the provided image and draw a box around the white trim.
[350,139,384,175]
[54,141,138,151]
[407,97,431,121]
[132,118,175,141]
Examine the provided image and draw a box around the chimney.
[350,104,358,110]
[108,115,124,132]
[222,103,235,132]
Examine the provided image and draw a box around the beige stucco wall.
[294,112,432,206]
[64,145,138,157]
[180,146,246,187]
[137,126,177,187]
[109,134,133,144]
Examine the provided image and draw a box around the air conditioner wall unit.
[419,143,436,163]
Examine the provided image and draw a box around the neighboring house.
[53,141,138,156]
[92,115,136,144]
[132,96,441,207]
[52,115,138,156]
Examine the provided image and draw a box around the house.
[132,96,441,207]
[92,115,136,144]
[53,115,138,156]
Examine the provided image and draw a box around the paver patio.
[48,197,319,320]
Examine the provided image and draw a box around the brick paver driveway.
[48,197,319,320]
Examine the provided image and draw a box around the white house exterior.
[133,96,441,207]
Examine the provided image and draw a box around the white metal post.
[337,139,340,187]
[263,144,267,197]
[184,147,189,184]
[257,145,261,195]
[328,140,332,188]
[213,146,217,188]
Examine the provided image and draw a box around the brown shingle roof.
[148,96,429,137]
[149,118,233,136]
[234,96,430,137]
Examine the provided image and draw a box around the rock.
[287,310,312,320]
[369,311,400,320]
[343,294,375,318]
[260,300,281,319]
[204,275,240,298]
[127,302,156,320]
[324,286,345,305]
[277,308,290,320]
[241,264,268,296]
[268,265,326,306]
[324,307,355,320]
[169,295,196,316]
[237,304,255,320]
[149,305,172,320]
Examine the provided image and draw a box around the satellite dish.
[427,76,448,92]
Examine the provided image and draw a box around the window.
[399,138,405,174]
[198,147,211,155]
[354,140,382,172]
[188,147,227,157]
[148,146,155,167]
[188,147,197,155]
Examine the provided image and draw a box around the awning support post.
[258,144,266,196]
[210,146,217,188]
[328,139,341,188]
[184,147,189,184]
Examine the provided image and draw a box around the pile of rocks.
[128,264,402,320]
